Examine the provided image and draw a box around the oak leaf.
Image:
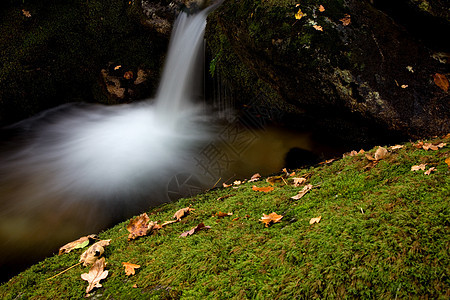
[173,207,194,221]
[433,73,449,92]
[260,212,283,227]
[122,262,140,276]
[411,164,427,171]
[309,216,322,225]
[81,257,108,294]
[291,184,313,200]
[424,167,436,175]
[252,185,274,192]
[180,223,211,237]
[59,234,97,255]
[80,240,111,266]
[293,177,307,186]
[340,14,351,26]
[127,213,152,240]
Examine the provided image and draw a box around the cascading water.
[0,3,222,281]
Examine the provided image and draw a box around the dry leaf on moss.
[215,211,233,218]
[80,240,111,266]
[81,257,108,294]
[390,145,404,150]
[127,213,152,240]
[180,223,211,237]
[433,73,449,92]
[366,147,388,161]
[424,167,436,175]
[445,157,450,168]
[122,262,140,276]
[252,185,274,192]
[173,207,194,221]
[260,212,283,227]
[293,177,307,186]
[59,234,97,255]
[309,216,322,225]
[291,184,313,200]
[411,164,427,171]
[249,173,261,182]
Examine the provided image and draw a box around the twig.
[211,177,222,189]
[47,262,82,281]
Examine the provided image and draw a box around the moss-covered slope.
[1,134,448,299]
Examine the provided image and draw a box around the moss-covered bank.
[1,134,449,298]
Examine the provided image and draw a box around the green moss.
[1,136,449,298]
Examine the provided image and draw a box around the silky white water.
[0,6,221,278]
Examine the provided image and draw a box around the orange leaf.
[223,182,232,188]
[411,164,427,171]
[309,216,322,225]
[113,65,122,70]
[433,73,449,92]
[81,257,108,294]
[291,184,313,200]
[215,211,233,218]
[126,213,151,240]
[124,71,134,80]
[252,185,274,192]
[319,5,325,12]
[22,9,32,18]
[122,262,140,276]
[340,14,351,26]
[179,223,211,237]
[445,157,450,167]
[313,25,323,31]
[259,212,283,227]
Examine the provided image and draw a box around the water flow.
[0,6,220,280]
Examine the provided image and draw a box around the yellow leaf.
[260,212,283,227]
[401,84,408,88]
[309,216,322,225]
[433,73,449,92]
[122,262,140,276]
[313,25,323,31]
[295,9,305,20]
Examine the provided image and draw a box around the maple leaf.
[313,25,323,31]
[81,257,108,294]
[433,73,449,92]
[291,184,313,200]
[180,223,211,237]
[249,173,261,182]
[127,213,151,240]
[252,185,274,192]
[80,240,111,266]
[122,262,140,276]
[260,212,283,227]
[293,177,307,186]
[411,164,427,171]
[173,207,194,221]
[59,234,97,255]
[309,216,322,225]
[295,9,305,20]
[340,14,351,26]
[319,5,325,12]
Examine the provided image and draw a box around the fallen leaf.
[445,157,450,167]
[422,142,446,150]
[252,185,274,192]
[233,180,242,185]
[249,173,261,182]
[433,73,449,92]
[401,84,408,88]
[343,149,364,158]
[215,211,233,218]
[113,65,122,70]
[59,234,97,255]
[340,14,351,26]
[313,25,323,31]
[295,9,305,20]
[124,71,133,79]
[127,213,152,240]
[81,257,108,294]
[366,147,388,161]
[406,66,414,73]
[122,262,140,276]
[161,220,178,227]
[293,177,307,186]
[173,207,194,221]
[309,216,322,225]
[260,212,283,227]
[22,9,32,17]
[411,164,427,171]
[413,141,424,149]
[223,182,232,188]
[319,5,325,12]
[266,176,284,184]
[424,167,436,175]
[390,145,404,150]
[291,184,313,200]
[80,240,111,266]
[133,284,138,288]
[180,223,211,237]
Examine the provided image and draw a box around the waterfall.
[0,3,222,275]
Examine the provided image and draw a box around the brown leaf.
[114,65,122,70]
[319,5,325,12]
[22,9,31,18]
[173,207,194,221]
[309,216,322,225]
[292,177,307,187]
[215,211,233,218]
[124,71,134,80]
[340,14,351,26]
[122,262,140,276]
[291,184,313,200]
[374,147,388,160]
[81,257,108,294]
[179,223,211,237]
[161,220,178,227]
[80,240,111,266]
[127,213,152,240]
[260,212,283,227]
[233,180,242,185]
[389,145,404,150]
[422,142,446,151]
[424,167,436,175]
[59,234,97,255]
[433,73,449,92]
[252,185,274,192]
[343,149,364,158]
[313,25,323,31]
[249,173,261,182]
[411,164,427,171]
